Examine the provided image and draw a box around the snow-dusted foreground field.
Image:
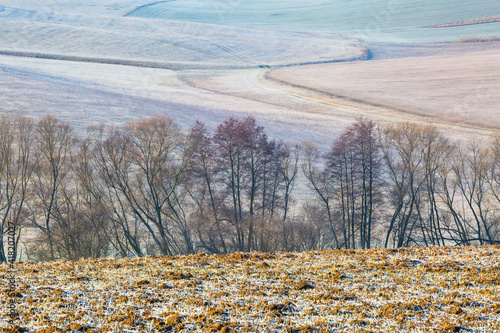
[1,246,499,332]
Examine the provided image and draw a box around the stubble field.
[1,246,500,332]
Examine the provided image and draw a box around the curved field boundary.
[0,49,368,70]
[124,1,173,17]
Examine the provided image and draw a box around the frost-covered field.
[0,57,359,151]
[127,0,500,43]
[0,3,364,68]
[0,0,499,146]
[1,246,500,332]
[0,0,367,148]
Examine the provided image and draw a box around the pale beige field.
[267,45,500,130]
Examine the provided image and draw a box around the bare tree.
[212,116,270,251]
[124,115,194,255]
[302,141,339,249]
[66,138,112,259]
[0,116,38,262]
[325,118,382,249]
[416,126,454,246]
[31,115,74,260]
[277,142,301,251]
[187,121,230,254]
[453,141,496,244]
[380,123,440,248]
[435,145,473,245]
[282,142,301,222]
[189,118,300,253]
[88,124,145,257]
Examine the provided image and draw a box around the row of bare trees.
[1,115,499,261]
[305,120,500,250]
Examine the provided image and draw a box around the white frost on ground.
[0,3,365,68]
[0,0,147,16]
[0,0,497,152]
[126,0,500,43]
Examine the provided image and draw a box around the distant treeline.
[455,36,500,43]
[1,115,499,262]
[425,15,500,28]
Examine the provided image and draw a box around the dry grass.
[1,246,499,332]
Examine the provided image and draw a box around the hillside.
[2,246,500,332]
[1,0,499,144]
[0,4,364,69]
[127,0,500,43]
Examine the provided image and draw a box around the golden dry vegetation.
[1,246,500,332]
